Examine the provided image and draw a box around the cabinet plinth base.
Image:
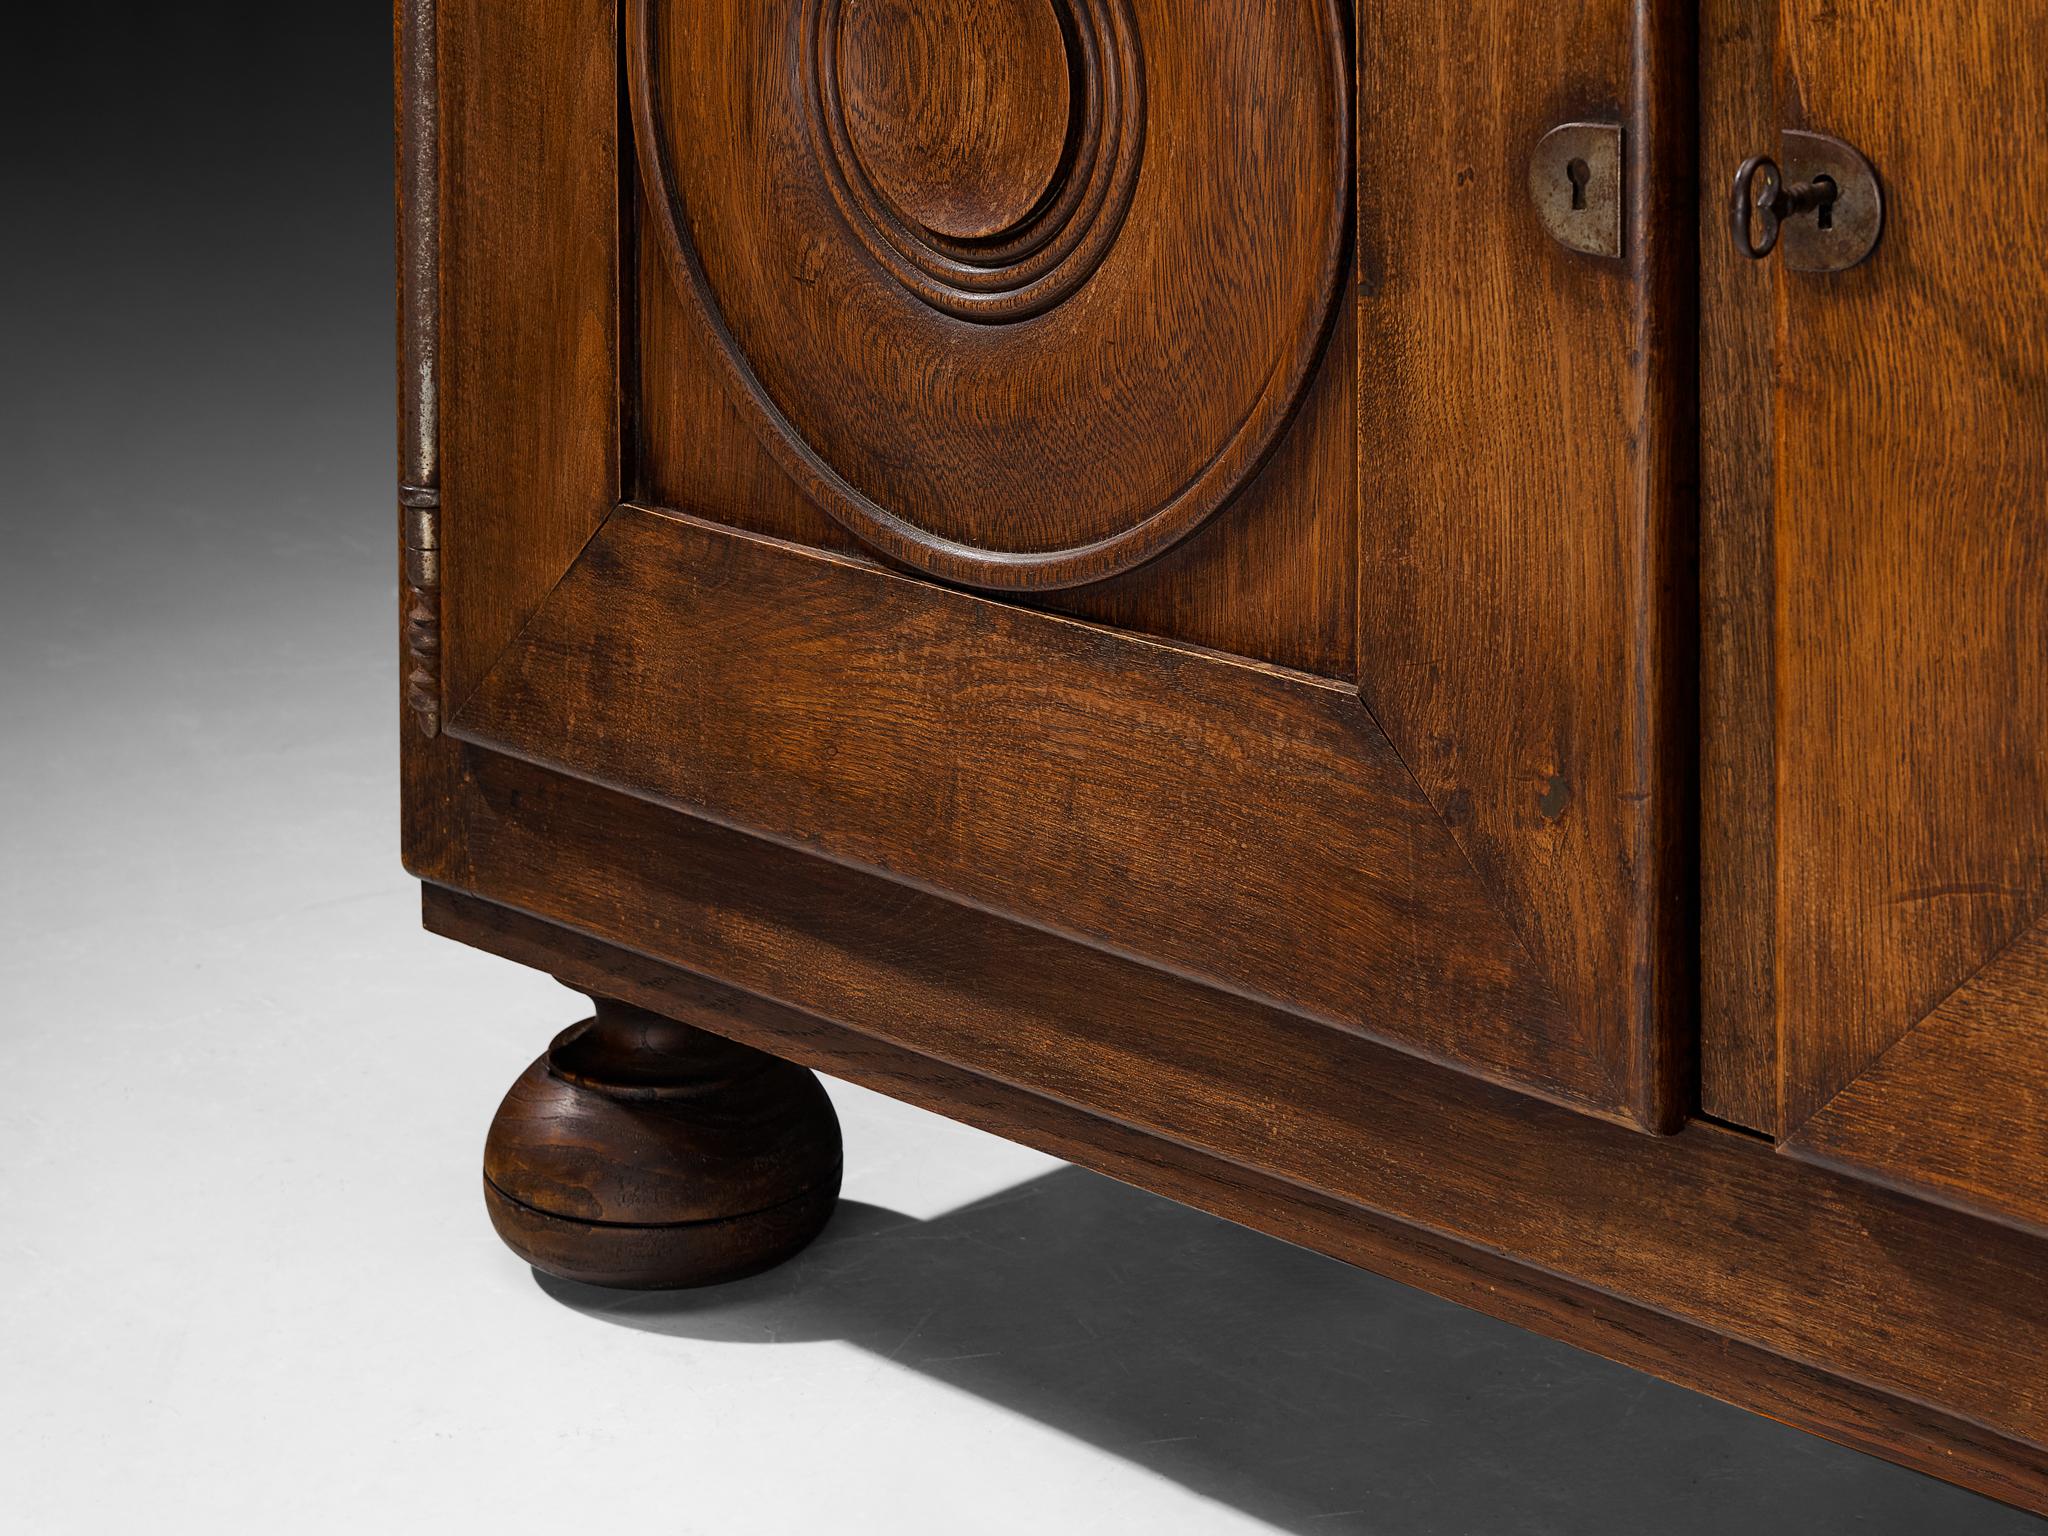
[482,996,842,1289]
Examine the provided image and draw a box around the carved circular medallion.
[629,0,1351,591]
[806,0,1146,322]
[836,0,1072,242]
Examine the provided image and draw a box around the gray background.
[3,5,2042,1532]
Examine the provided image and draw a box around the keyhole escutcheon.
[1529,121,1623,259]
[1726,131,1882,271]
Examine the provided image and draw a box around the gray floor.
[5,10,2046,1535]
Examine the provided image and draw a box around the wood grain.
[627,0,1350,589]
[395,0,443,738]
[1701,2,2048,1133]
[438,0,620,706]
[446,504,1657,1118]
[403,0,2048,1512]
[1031,324,1362,681]
[1355,0,1693,1127]
[630,0,1361,679]
[483,997,843,1288]
[394,0,463,880]
[416,744,2048,1469]
[432,885,2048,1518]
[835,0,1072,242]
[633,222,1362,682]
[1787,916,2048,1239]
[1696,0,1779,1129]
[1773,1,2048,1127]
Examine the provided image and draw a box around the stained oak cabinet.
[395,0,2048,1513]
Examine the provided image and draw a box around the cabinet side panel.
[438,0,620,706]
[396,0,464,880]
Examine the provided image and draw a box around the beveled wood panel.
[442,503,1687,1121]
[1355,0,1693,1122]
[417,748,2048,1477]
[438,0,620,707]
[1702,0,2048,1135]
[633,211,1362,681]
[1787,917,2048,1240]
[627,0,1350,590]
[1772,1,2048,1128]
[432,884,2048,1518]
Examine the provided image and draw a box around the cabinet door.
[417,0,1693,1128]
[1702,0,2048,1230]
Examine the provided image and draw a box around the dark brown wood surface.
[448,886,2048,1514]
[637,262,1364,682]
[395,0,462,874]
[1699,0,2048,1158]
[1356,0,1693,1125]
[433,886,2048,1517]
[1696,0,1779,1132]
[424,745,2048,1465]
[444,888,2048,1515]
[628,0,1349,591]
[1788,916,2048,1239]
[395,0,443,738]
[403,0,2048,1514]
[484,998,843,1288]
[434,0,1697,1127]
[437,0,619,708]
[625,0,1361,678]
[448,503,1634,1116]
[1771,0,2048,1125]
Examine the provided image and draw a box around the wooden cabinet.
[396,0,2048,1512]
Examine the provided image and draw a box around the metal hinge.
[398,0,442,739]
[400,487,442,738]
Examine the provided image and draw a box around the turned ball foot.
[483,995,843,1289]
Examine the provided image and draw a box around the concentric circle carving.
[835,0,1072,242]
[805,0,1146,322]
[629,0,1351,592]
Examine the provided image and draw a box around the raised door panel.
[1701,0,2048,1229]
[419,0,1691,1127]
[631,0,1362,679]
[1788,917,2048,1236]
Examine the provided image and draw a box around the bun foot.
[483,995,843,1289]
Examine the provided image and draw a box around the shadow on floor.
[539,1166,2042,1535]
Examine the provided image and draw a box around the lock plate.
[1778,128,1883,272]
[1530,122,1623,259]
